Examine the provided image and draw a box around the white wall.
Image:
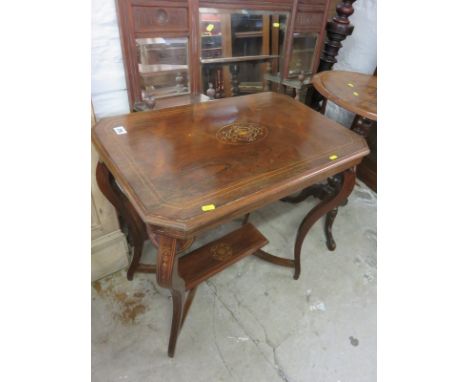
[91,0,377,122]
[91,0,130,120]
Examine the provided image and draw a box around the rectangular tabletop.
[92,92,369,235]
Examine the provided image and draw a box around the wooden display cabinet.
[116,0,331,109]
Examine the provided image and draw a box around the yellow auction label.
[353,91,359,96]
[201,204,216,211]
[273,22,280,27]
[347,83,354,88]
[329,154,338,160]
[206,24,214,32]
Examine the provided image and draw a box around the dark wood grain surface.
[92,92,368,236]
[312,71,377,120]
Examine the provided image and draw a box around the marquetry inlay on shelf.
[177,223,269,290]
[210,243,233,261]
[216,121,269,145]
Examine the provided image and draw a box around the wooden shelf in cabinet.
[139,64,188,74]
[200,54,279,64]
[134,94,210,112]
[234,31,263,38]
[292,48,315,54]
[143,88,190,99]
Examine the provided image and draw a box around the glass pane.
[199,9,288,97]
[288,33,318,78]
[200,13,223,59]
[231,13,264,57]
[136,37,190,101]
[201,61,268,98]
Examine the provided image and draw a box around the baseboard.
[91,230,129,281]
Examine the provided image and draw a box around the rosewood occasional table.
[92,92,369,357]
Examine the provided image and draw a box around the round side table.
[313,71,377,250]
[312,70,376,120]
[283,71,377,251]
[312,70,377,137]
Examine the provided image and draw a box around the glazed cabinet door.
[116,0,194,109]
[199,7,289,98]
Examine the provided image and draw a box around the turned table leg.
[293,169,356,279]
[96,161,147,280]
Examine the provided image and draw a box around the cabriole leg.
[293,169,356,279]
[95,161,147,281]
[147,227,194,358]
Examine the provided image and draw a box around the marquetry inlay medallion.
[216,121,268,145]
[210,243,233,261]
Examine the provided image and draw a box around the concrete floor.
[92,180,376,382]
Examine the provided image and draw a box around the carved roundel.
[210,243,233,261]
[216,121,268,145]
[155,9,169,25]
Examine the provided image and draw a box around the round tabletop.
[312,71,377,121]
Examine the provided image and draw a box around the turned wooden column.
[230,63,240,96]
[306,0,356,110]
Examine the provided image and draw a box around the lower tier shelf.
[179,223,268,290]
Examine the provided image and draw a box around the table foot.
[168,289,184,358]
[325,208,338,251]
[167,287,198,358]
[294,169,356,279]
